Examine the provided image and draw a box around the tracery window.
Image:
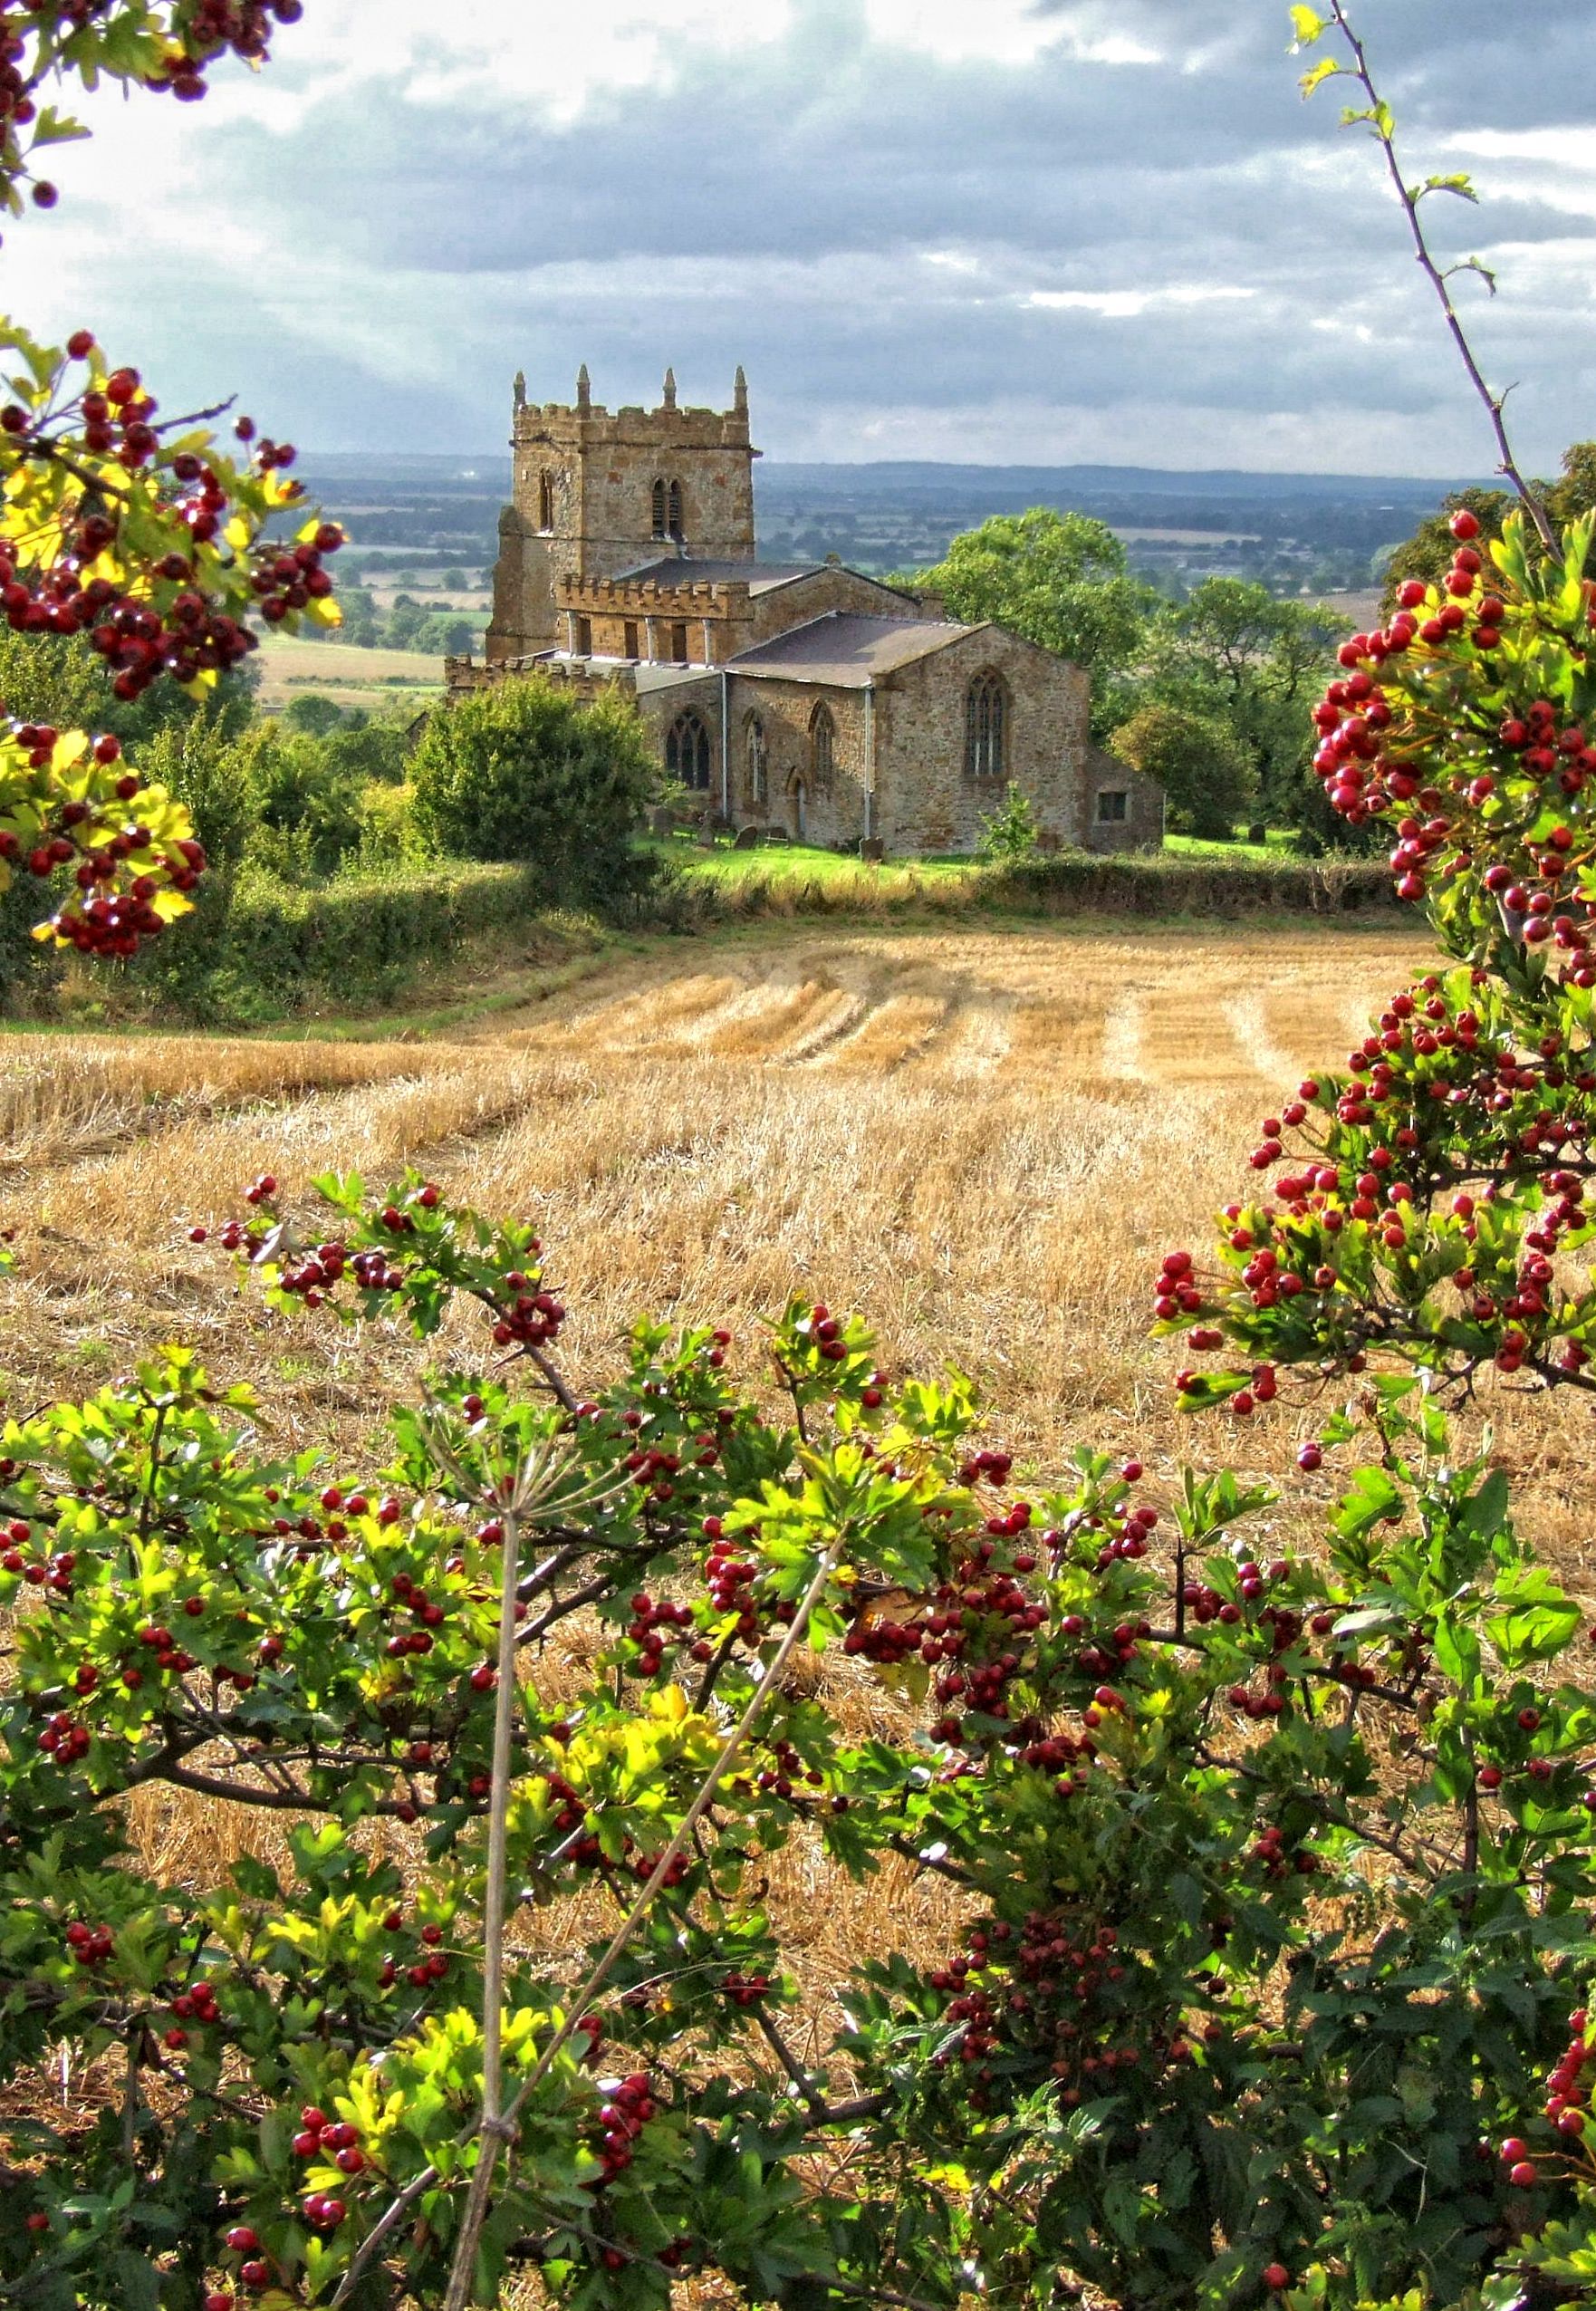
[667,710,713,793]
[965,670,1007,780]
[810,703,836,794]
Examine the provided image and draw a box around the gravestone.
[860,837,886,864]
[649,807,675,839]
[733,825,762,852]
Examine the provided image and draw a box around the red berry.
[1263,2266,1290,2293]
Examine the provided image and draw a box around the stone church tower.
[486,366,760,663]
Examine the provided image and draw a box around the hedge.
[667,847,1398,927]
[976,850,1396,917]
[133,862,552,1023]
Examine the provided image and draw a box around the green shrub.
[1109,703,1256,839]
[409,675,659,909]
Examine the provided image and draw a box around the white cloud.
[1025,285,1255,318]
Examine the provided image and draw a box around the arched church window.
[810,703,836,794]
[537,471,554,531]
[965,670,1007,780]
[668,480,683,540]
[651,478,686,543]
[745,712,768,808]
[667,710,713,794]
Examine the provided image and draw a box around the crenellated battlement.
[557,573,753,617]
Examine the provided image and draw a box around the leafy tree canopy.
[915,508,1158,739]
[1109,701,1255,839]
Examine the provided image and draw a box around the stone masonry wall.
[872,629,1090,854]
[724,677,868,845]
[1081,744,1165,853]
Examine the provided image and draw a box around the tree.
[1109,702,1254,838]
[409,676,659,903]
[916,508,1158,739]
[245,723,368,882]
[1143,579,1347,844]
[285,695,346,738]
[1379,447,1596,617]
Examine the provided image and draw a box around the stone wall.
[1081,745,1165,853]
[870,629,1086,853]
[722,678,868,844]
[744,567,921,649]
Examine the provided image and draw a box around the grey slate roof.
[726,611,985,688]
[616,558,821,595]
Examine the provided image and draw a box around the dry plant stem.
[440,1503,524,2311]
[334,1527,849,2309]
[1325,0,1557,553]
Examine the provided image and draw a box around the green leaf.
[1289,5,1329,43]
[1416,171,1480,204]
[32,107,91,148]
[1299,56,1341,96]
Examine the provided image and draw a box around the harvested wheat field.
[6,915,1587,1579]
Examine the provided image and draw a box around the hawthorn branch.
[440,1497,524,2311]
[334,1521,851,2310]
[749,2000,830,2121]
[1323,3,1557,553]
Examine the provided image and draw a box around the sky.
[5,0,1595,475]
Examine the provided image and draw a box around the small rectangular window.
[1096,789,1129,824]
[623,621,639,659]
[670,621,690,663]
[575,616,593,657]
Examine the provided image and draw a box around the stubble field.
[8,914,1594,2277]
[6,916,1589,1572]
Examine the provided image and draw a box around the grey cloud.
[35,0,1596,470]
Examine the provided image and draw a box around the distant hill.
[295,453,1480,596]
[756,461,1484,506]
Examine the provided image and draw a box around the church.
[445,368,1162,857]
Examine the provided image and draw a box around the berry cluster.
[2,348,341,690]
[293,2101,367,2176]
[168,1973,222,2033]
[63,1917,114,1967]
[491,1266,565,1351]
[927,1912,1186,2113]
[1315,510,1596,959]
[704,1520,763,1639]
[621,1588,695,1677]
[148,0,303,101]
[0,721,207,955]
[591,2069,658,2184]
[219,2224,270,2293]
